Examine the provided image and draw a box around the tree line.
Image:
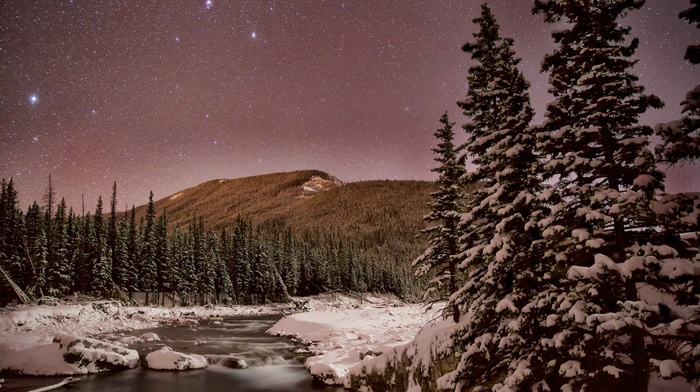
[0,180,417,306]
[414,1,699,391]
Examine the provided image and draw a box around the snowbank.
[267,297,436,386]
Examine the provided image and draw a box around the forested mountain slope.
[128,170,437,262]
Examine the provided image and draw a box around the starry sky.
[1,0,697,210]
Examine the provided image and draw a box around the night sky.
[1,0,697,210]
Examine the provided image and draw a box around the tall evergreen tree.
[125,206,140,293]
[523,1,698,391]
[108,182,120,284]
[91,241,112,294]
[191,219,212,302]
[442,5,545,389]
[207,232,233,303]
[73,213,93,293]
[413,112,465,322]
[155,209,171,298]
[232,218,251,303]
[42,174,55,236]
[281,231,300,296]
[31,228,48,297]
[90,197,111,293]
[23,202,44,291]
[168,225,185,297]
[139,192,158,303]
[47,199,72,295]
[112,215,131,292]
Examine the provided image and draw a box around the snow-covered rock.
[0,334,139,375]
[144,347,208,371]
[141,332,160,342]
[307,361,349,385]
[217,356,249,369]
[54,334,139,372]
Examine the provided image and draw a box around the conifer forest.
[0,181,416,306]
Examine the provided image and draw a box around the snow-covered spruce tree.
[655,0,700,164]
[108,182,119,287]
[413,112,466,322]
[125,207,140,293]
[155,210,170,299]
[31,228,48,297]
[112,217,131,291]
[444,4,545,390]
[46,199,72,296]
[530,1,698,391]
[139,192,158,304]
[90,197,112,294]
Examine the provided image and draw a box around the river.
[0,314,345,392]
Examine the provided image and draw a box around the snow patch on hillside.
[170,192,183,200]
[300,175,344,195]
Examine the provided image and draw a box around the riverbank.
[0,293,426,378]
[267,295,436,388]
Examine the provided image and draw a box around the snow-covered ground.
[0,300,277,375]
[267,294,436,387]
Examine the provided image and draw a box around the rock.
[308,362,348,385]
[53,334,139,373]
[144,347,207,371]
[359,348,383,360]
[141,332,160,342]
[218,356,248,369]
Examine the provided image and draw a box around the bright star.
[205,0,212,9]
[30,94,38,104]
[251,31,257,39]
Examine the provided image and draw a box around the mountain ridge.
[127,170,437,261]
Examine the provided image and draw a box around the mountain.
[128,170,437,261]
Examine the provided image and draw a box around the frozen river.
[1,314,344,392]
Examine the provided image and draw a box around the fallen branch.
[0,265,31,304]
[28,377,81,392]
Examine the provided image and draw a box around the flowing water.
[0,314,345,392]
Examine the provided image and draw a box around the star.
[0,0,696,209]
